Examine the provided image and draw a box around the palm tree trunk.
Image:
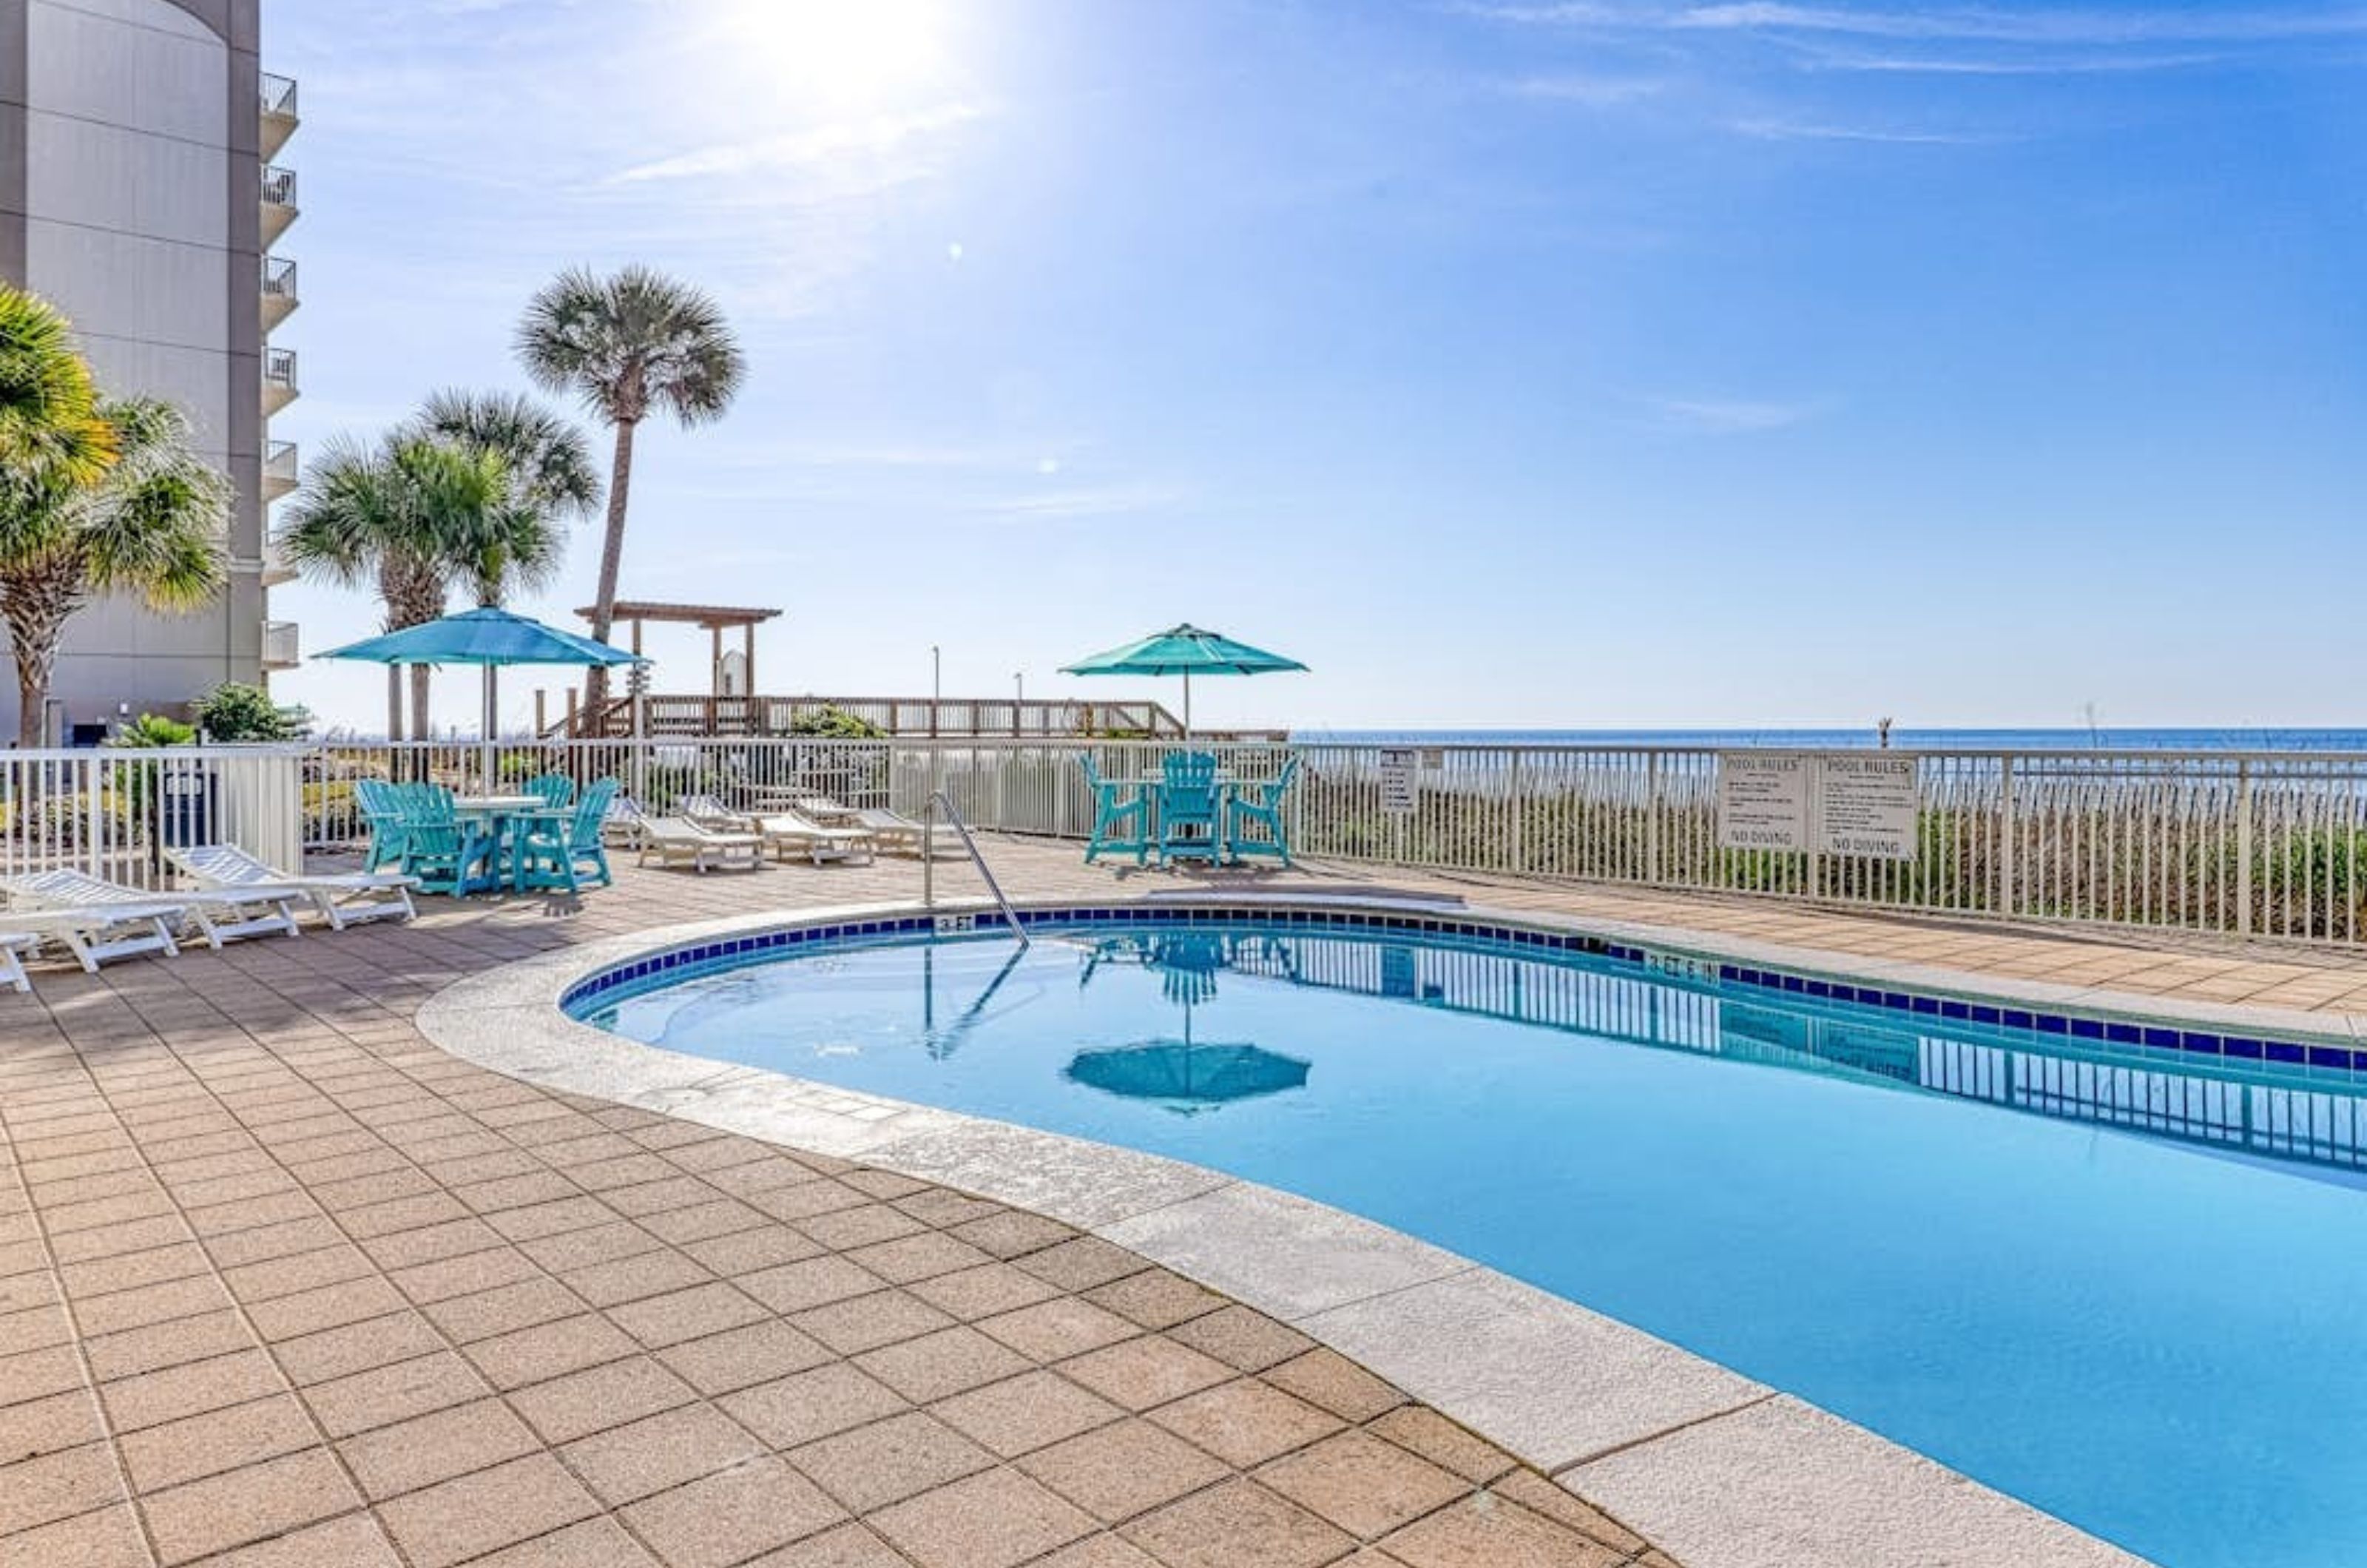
[409,665,433,747]
[1,570,76,748]
[386,668,405,743]
[583,416,638,712]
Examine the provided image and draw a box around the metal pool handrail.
[923,789,1028,946]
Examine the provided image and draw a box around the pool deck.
[7,837,2337,1568]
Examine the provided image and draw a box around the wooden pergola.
[580,601,783,695]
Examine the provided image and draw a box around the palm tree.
[0,285,115,490]
[0,393,229,746]
[516,265,744,709]
[413,388,602,526]
[281,434,564,741]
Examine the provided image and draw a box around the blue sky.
[263,0,2367,736]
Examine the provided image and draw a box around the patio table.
[453,796,545,893]
[1106,776,1243,866]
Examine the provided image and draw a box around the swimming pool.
[574,913,2367,1568]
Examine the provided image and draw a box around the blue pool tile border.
[556,903,2367,1078]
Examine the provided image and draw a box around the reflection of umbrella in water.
[1064,1040,1309,1115]
[1064,933,1308,1113]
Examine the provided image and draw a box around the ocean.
[1288,728,2367,752]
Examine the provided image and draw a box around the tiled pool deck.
[9,839,2354,1567]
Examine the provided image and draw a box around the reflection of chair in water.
[1152,932,1227,1007]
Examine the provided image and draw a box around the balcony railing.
[264,348,297,391]
[260,256,297,331]
[261,165,297,207]
[259,73,299,160]
[262,439,299,501]
[262,621,300,670]
[261,526,297,586]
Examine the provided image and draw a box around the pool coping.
[415,892,2198,1568]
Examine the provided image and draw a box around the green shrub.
[788,705,886,740]
[194,683,309,742]
[108,714,195,748]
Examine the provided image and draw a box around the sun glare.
[712,0,949,109]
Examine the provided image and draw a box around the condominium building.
[0,0,298,745]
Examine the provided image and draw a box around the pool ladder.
[922,791,1029,947]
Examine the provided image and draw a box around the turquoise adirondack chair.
[1157,751,1223,866]
[1080,754,1149,865]
[522,773,575,810]
[1223,756,1300,866]
[398,785,501,896]
[353,778,410,871]
[513,778,618,894]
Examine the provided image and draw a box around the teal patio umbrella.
[1060,624,1306,739]
[317,606,644,786]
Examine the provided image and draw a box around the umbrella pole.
[482,666,497,793]
[1182,671,1192,743]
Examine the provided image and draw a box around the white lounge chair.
[602,793,652,849]
[0,932,34,994]
[847,808,962,859]
[679,794,757,832]
[636,817,764,873]
[1,868,301,949]
[166,844,418,931]
[752,812,875,866]
[0,902,180,973]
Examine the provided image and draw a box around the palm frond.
[414,388,603,520]
[0,286,116,499]
[513,265,746,430]
[57,396,229,608]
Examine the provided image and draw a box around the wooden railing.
[553,694,1287,743]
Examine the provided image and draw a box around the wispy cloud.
[1729,116,2004,144]
[1803,50,2226,74]
[1502,72,1668,104]
[1460,2,2367,50]
[1669,4,2367,46]
[610,103,990,186]
[1648,396,1826,433]
[982,484,1184,520]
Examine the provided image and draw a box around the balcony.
[262,621,300,672]
[261,256,297,334]
[262,439,299,504]
[261,525,297,587]
[260,74,298,161]
[260,164,298,247]
[263,348,297,417]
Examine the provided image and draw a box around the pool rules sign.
[1815,754,1919,859]
[1718,754,1918,860]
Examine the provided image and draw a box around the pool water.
[580,920,2367,1568]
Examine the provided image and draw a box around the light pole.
[931,645,940,704]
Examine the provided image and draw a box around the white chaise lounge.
[636,817,764,873]
[1,868,302,949]
[167,844,418,930]
[752,811,875,866]
[0,902,181,973]
[1,931,35,994]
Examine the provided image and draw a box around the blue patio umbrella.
[1060,624,1306,739]
[318,606,644,785]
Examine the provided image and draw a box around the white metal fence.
[0,746,305,893]
[18,737,2367,948]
